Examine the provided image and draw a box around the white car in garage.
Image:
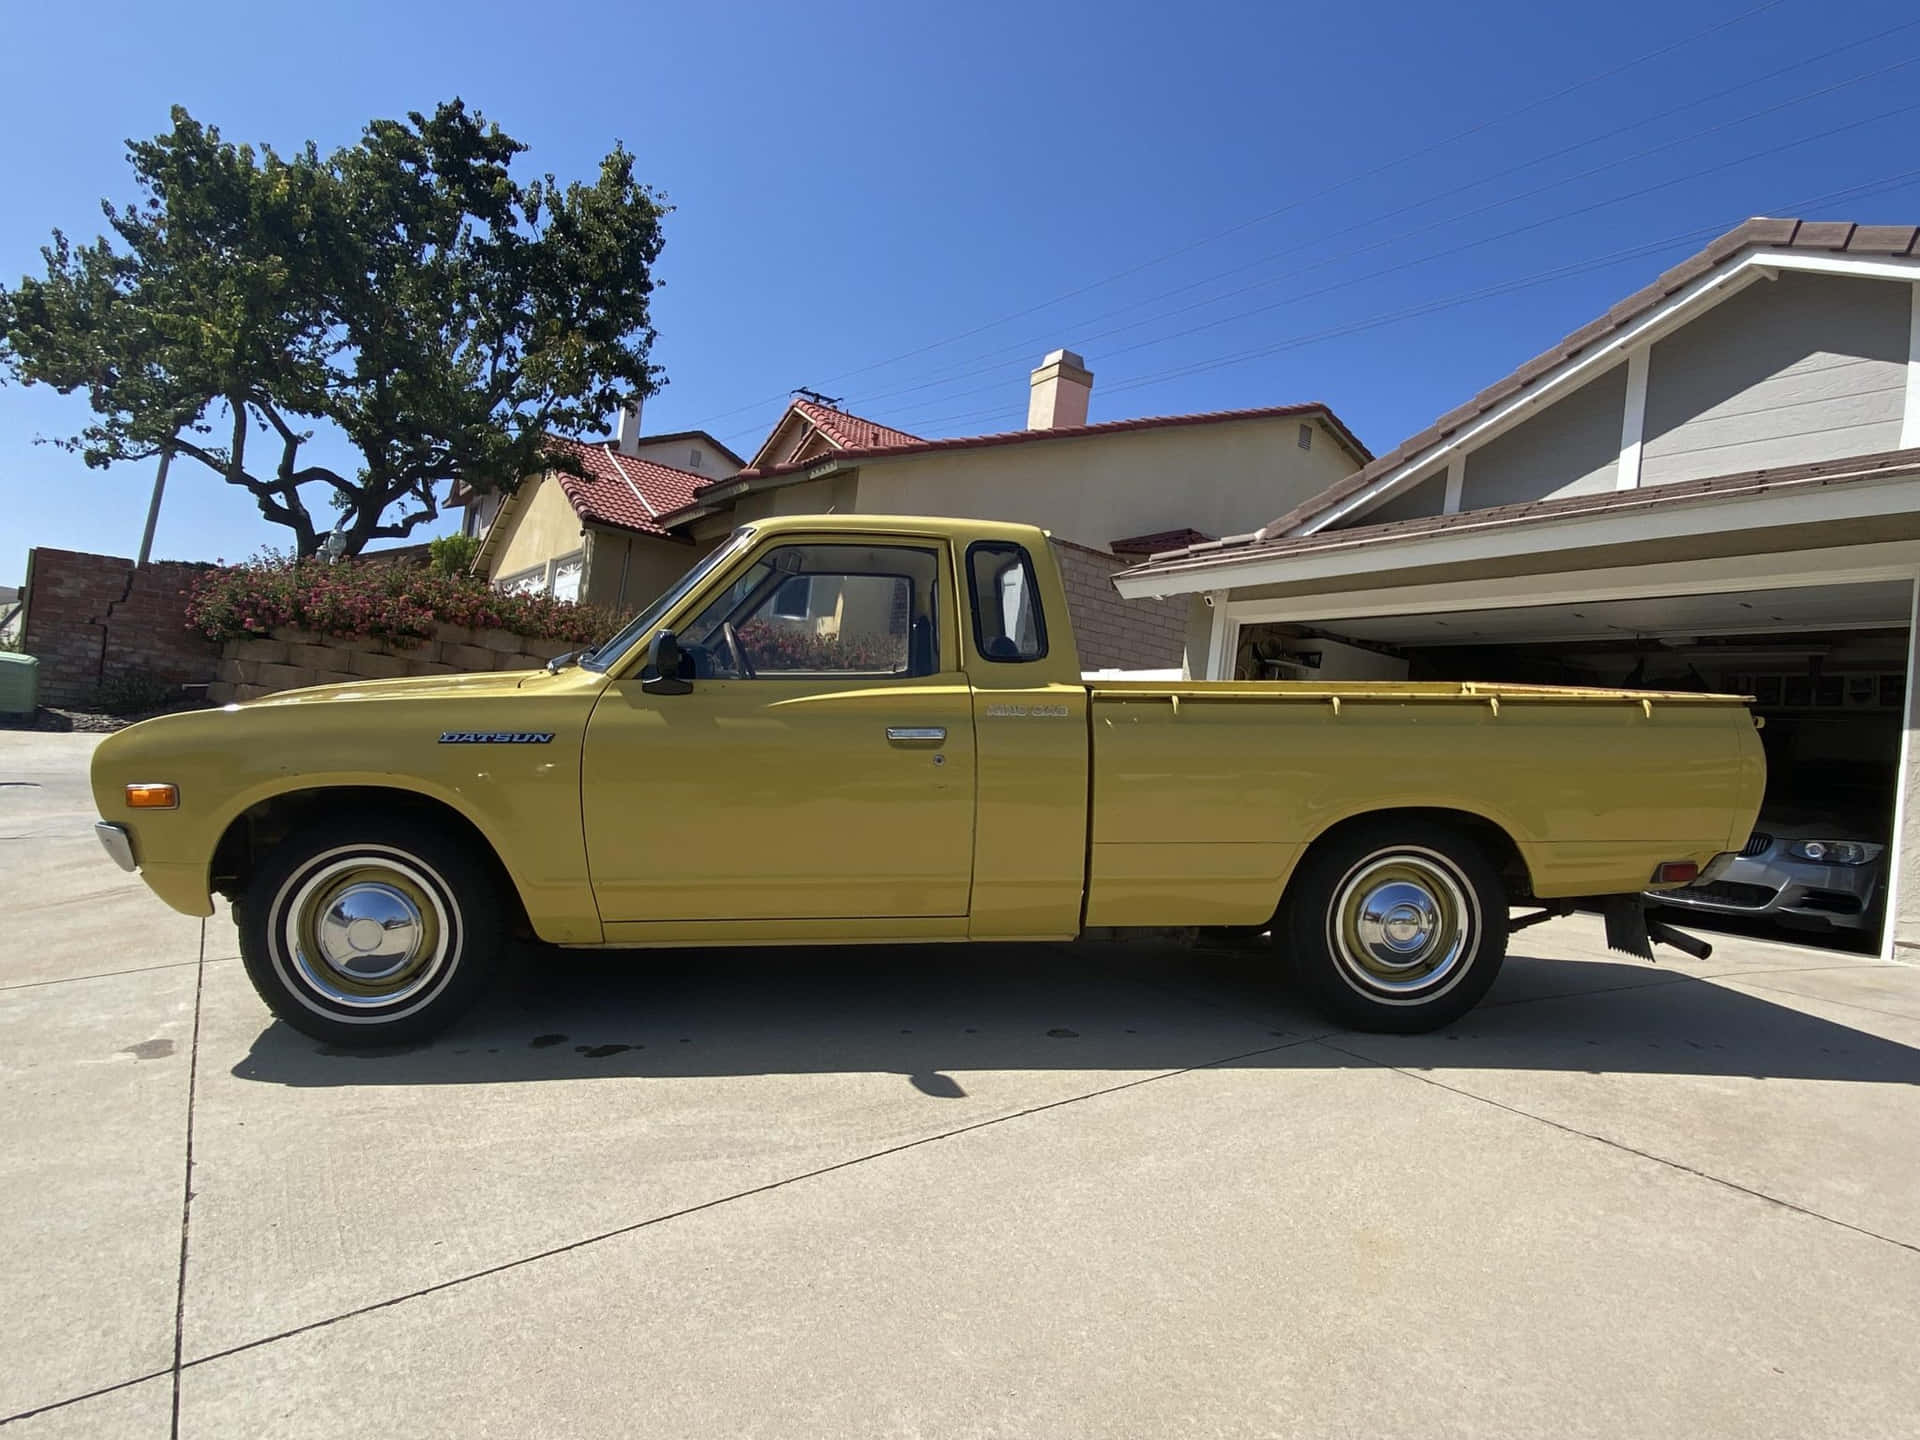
[1650,806,1887,936]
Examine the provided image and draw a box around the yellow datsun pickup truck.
[91,515,1765,1044]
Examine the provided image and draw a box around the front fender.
[89,679,605,942]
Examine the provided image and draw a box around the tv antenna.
[791,387,844,407]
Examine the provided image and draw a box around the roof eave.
[1114,454,1920,599]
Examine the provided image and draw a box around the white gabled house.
[1115,217,1920,959]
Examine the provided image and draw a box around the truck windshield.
[579,527,757,673]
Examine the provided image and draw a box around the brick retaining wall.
[20,548,221,708]
[209,625,575,703]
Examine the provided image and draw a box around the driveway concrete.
[4,730,1917,1437]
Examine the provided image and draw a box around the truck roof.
[735,514,1053,548]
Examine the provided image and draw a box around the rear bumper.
[95,821,137,873]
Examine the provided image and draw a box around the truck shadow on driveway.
[229,940,1920,1094]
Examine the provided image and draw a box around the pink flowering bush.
[186,556,621,648]
[736,620,903,672]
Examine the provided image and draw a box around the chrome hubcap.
[278,851,454,1011]
[317,882,425,983]
[1357,882,1440,964]
[1328,848,1477,1001]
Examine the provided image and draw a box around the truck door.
[959,538,1090,940]
[581,536,976,922]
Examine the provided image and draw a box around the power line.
[898,163,1920,434]
[886,95,1920,433]
[868,43,1920,428]
[688,0,1794,431]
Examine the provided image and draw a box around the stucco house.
[455,413,743,612]
[647,352,1369,670]
[1112,216,1920,960]
[466,349,1367,668]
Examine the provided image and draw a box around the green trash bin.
[0,651,40,717]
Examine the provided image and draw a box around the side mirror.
[640,629,693,695]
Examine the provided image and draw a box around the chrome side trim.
[95,821,137,873]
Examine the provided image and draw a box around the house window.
[771,575,812,620]
[496,547,584,601]
[496,566,547,597]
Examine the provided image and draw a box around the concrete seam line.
[1710,977,1920,1027]
[0,1369,174,1427]
[0,954,240,995]
[169,920,208,1440]
[1316,1039,1920,1259]
[173,1034,1328,1374]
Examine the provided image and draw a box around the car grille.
[1673,879,1778,909]
[1740,831,1773,858]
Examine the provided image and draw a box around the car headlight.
[1784,840,1875,866]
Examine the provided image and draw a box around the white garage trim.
[1902,283,1920,451]
[1118,471,1920,601]
[1223,540,1920,627]
[1205,590,1234,681]
[1617,346,1649,490]
[1886,574,1920,963]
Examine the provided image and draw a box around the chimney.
[1026,349,1093,430]
[613,397,644,455]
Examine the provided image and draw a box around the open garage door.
[1243,580,1914,954]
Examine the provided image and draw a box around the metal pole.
[136,447,173,566]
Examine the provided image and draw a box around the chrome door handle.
[885,726,946,743]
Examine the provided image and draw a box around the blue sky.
[4,0,1919,586]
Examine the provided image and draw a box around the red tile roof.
[789,398,924,453]
[692,402,1370,502]
[540,435,706,537]
[1246,217,1920,544]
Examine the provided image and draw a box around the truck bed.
[1080,680,1763,928]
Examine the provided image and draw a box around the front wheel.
[238,818,503,1046]
[1282,820,1507,1033]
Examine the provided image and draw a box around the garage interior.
[1235,579,1915,951]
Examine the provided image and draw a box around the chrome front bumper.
[1649,845,1883,932]
[95,821,137,873]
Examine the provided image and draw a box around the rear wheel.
[238,818,502,1046]
[1283,820,1507,1033]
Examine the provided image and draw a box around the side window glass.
[967,541,1047,663]
[680,543,941,680]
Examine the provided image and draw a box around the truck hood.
[235,669,546,707]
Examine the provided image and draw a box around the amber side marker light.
[1651,861,1699,886]
[125,783,179,809]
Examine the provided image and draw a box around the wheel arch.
[210,783,532,934]
[1285,806,1533,913]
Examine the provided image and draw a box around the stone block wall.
[1050,538,1187,672]
[20,548,221,707]
[208,624,575,703]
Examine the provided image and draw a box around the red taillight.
[1651,861,1699,886]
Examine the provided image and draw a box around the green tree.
[0,101,667,557]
